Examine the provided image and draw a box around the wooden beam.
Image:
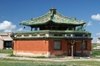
[50,24,52,30]
[35,26,37,31]
[31,26,33,31]
[56,25,59,30]
[45,25,48,30]
[74,27,76,30]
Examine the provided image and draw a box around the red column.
[71,44,74,57]
[81,45,83,57]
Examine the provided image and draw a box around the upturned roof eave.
[20,20,85,26]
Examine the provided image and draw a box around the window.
[75,34,82,36]
[54,41,61,50]
[17,35,21,37]
[40,34,45,36]
[24,35,29,37]
[80,42,87,50]
[54,34,62,36]
[4,41,12,47]
[67,34,71,36]
[32,34,37,36]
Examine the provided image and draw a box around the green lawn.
[0,58,100,66]
[0,49,13,54]
[92,44,100,56]
[92,50,100,56]
[92,44,98,49]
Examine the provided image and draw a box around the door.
[67,43,76,56]
[67,44,71,56]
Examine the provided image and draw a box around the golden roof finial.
[52,6,54,9]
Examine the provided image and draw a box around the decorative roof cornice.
[14,30,91,35]
[13,36,92,40]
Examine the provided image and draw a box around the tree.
[76,24,86,31]
[31,18,33,21]
[74,17,76,20]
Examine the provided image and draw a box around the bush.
[92,50,100,56]
[29,56,46,58]
[9,54,16,57]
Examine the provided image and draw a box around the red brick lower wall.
[76,42,81,51]
[14,39,92,56]
[75,40,92,54]
[49,40,67,55]
[75,40,91,51]
[14,40,49,56]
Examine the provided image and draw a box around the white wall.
[0,40,3,49]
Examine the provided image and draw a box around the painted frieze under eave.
[20,9,86,26]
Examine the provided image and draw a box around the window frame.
[54,41,62,50]
[80,41,87,50]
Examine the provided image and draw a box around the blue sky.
[0,0,100,42]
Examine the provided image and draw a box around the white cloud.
[91,14,100,20]
[4,30,12,32]
[92,37,98,43]
[0,21,16,32]
[16,28,23,31]
[15,28,29,32]
[87,21,92,26]
[0,20,29,32]
[96,33,100,35]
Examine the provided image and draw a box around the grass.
[0,49,13,54]
[0,58,100,66]
[92,44,98,49]
[29,56,47,58]
[92,50,100,56]
[92,44,100,57]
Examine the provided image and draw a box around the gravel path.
[0,53,100,62]
[0,53,9,57]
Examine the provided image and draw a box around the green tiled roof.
[20,8,86,26]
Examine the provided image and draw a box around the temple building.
[13,7,92,57]
[98,36,100,43]
[0,32,14,49]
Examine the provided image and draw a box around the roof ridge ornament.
[52,6,54,9]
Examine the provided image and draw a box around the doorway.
[4,41,13,49]
[68,44,71,56]
[67,43,76,56]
